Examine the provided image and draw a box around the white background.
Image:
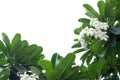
[0,0,98,64]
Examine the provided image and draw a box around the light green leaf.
[38,60,53,72]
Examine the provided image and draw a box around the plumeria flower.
[20,72,39,80]
[94,30,108,41]
[90,18,99,27]
[79,18,109,49]
[20,72,30,80]
[79,39,87,49]
[30,73,39,80]
[90,18,109,30]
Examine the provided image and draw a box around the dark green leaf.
[0,58,7,66]
[91,40,104,55]
[30,66,41,75]
[55,53,75,80]
[11,33,21,51]
[97,0,105,21]
[110,26,120,35]
[72,42,81,48]
[72,48,85,54]
[108,33,117,47]
[2,33,11,52]
[97,57,105,77]
[0,40,6,53]
[74,27,82,35]
[14,65,27,73]
[78,18,90,23]
[63,66,79,79]
[80,50,90,64]
[51,53,61,69]
[86,54,93,65]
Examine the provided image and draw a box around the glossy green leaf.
[51,53,61,69]
[72,42,81,48]
[108,33,117,47]
[83,4,99,18]
[74,27,82,35]
[55,53,75,80]
[97,0,105,21]
[30,66,41,75]
[38,60,53,72]
[80,50,90,64]
[97,57,105,77]
[86,53,93,65]
[72,48,85,54]
[2,33,11,53]
[91,40,104,55]
[14,65,27,73]
[11,33,21,51]
[0,40,6,53]
[62,66,79,79]
[110,26,120,35]
[78,18,90,23]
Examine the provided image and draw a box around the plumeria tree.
[0,0,120,80]
[73,0,120,79]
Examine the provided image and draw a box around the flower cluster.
[20,72,39,80]
[79,18,109,49]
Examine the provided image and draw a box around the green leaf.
[38,60,53,72]
[91,40,104,55]
[11,33,21,51]
[78,18,90,23]
[44,70,57,80]
[83,4,99,18]
[96,57,105,77]
[51,53,61,69]
[80,50,90,64]
[72,42,81,48]
[110,26,120,35]
[105,0,116,25]
[97,0,105,21]
[86,54,93,65]
[30,66,41,75]
[14,65,27,73]
[62,66,79,79]
[0,57,7,66]
[108,33,117,47]
[55,53,75,80]
[74,27,82,35]
[72,48,85,54]
[80,65,88,73]
[2,33,11,53]
[0,40,6,53]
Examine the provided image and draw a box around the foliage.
[0,33,45,80]
[1,0,120,80]
[73,0,120,79]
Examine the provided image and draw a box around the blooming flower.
[90,18,109,30]
[20,72,30,80]
[20,72,39,80]
[79,18,109,49]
